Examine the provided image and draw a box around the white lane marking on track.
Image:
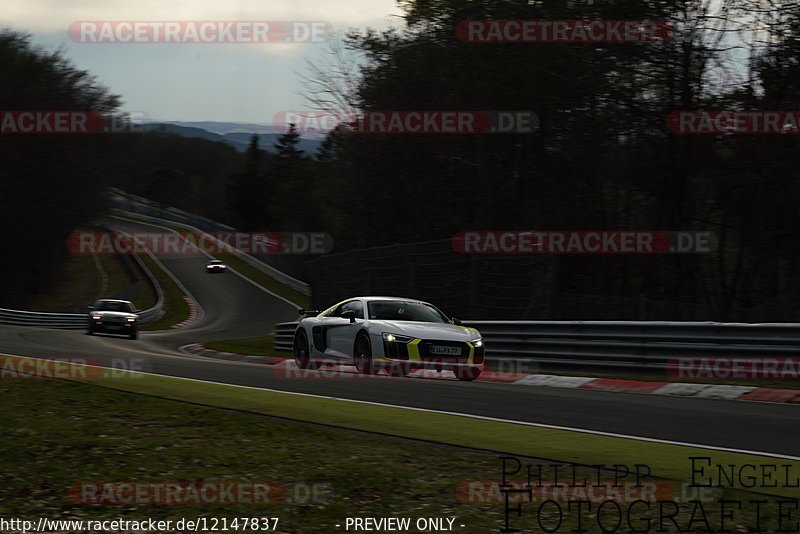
[2,352,797,461]
[109,217,206,330]
[111,213,302,310]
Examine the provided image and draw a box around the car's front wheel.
[294,330,317,370]
[456,367,481,381]
[129,330,138,340]
[354,334,380,375]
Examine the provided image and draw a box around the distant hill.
[164,121,277,135]
[142,122,323,155]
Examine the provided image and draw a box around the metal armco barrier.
[274,321,300,352]
[0,301,164,329]
[273,320,800,373]
[463,320,800,373]
[0,301,163,330]
[0,309,87,329]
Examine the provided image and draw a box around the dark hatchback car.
[86,299,139,339]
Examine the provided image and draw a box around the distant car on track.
[86,299,139,339]
[293,296,484,381]
[206,259,227,274]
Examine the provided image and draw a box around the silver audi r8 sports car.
[86,299,139,339]
[292,296,484,380]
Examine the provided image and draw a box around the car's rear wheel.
[456,367,481,381]
[354,334,380,375]
[294,330,317,370]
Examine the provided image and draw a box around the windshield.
[95,301,133,313]
[367,301,448,323]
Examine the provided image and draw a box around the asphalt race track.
[0,218,796,457]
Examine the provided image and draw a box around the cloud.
[6,0,403,35]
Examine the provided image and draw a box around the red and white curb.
[171,297,200,328]
[180,343,284,364]
[179,344,800,404]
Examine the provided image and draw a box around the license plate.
[429,345,461,356]
[108,325,123,330]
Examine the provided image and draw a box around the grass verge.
[18,252,102,312]
[10,226,176,331]
[204,335,290,357]
[1,357,795,533]
[137,252,190,331]
[97,254,158,313]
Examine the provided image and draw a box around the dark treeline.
[295,0,800,318]
[0,31,119,305]
[0,30,296,305]
[3,0,800,318]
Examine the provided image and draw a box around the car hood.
[367,320,479,341]
[91,311,136,319]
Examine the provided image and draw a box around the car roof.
[208,259,223,262]
[319,296,444,317]
[356,296,431,304]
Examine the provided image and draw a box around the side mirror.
[451,318,463,326]
[341,310,357,323]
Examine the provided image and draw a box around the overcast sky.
[7,0,404,123]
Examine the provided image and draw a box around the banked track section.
[0,217,796,457]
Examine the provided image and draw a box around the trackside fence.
[274,322,299,352]
[273,320,800,374]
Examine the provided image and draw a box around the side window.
[328,301,352,317]
[338,300,364,319]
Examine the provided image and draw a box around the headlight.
[126,317,136,322]
[92,315,101,320]
[471,339,483,348]
[383,333,414,343]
